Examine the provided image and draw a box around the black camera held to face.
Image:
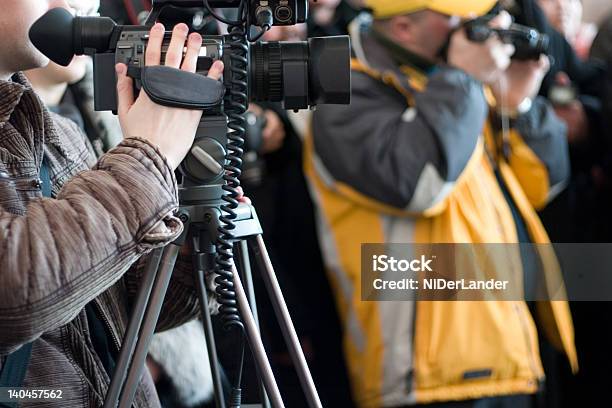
[464,18,549,61]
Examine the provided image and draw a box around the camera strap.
[129,65,225,109]
[0,158,52,406]
[39,157,52,198]
[0,343,33,408]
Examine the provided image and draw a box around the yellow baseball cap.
[365,0,498,19]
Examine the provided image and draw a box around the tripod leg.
[235,241,271,408]
[232,265,285,408]
[250,235,323,408]
[196,269,227,408]
[235,241,260,324]
[104,247,164,408]
[193,238,227,408]
[118,244,181,408]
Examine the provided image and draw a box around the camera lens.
[308,36,352,106]
[497,24,550,61]
[250,41,284,103]
[249,36,351,110]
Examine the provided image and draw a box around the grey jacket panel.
[313,57,487,210]
[413,68,488,181]
[514,97,570,191]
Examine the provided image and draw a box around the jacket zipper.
[495,158,541,385]
[482,144,541,385]
[90,299,127,406]
[93,298,121,354]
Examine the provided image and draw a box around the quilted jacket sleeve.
[0,137,183,354]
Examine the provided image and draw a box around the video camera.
[29,0,350,191]
[30,0,350,112]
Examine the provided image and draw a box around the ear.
[388,15,415,44]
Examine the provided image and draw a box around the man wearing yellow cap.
[304,1,577,407]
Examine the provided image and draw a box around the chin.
[22,50,51,73]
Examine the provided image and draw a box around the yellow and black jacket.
[304,24,577,408]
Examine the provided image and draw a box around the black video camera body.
[30,0,351,112]
[30,0,350,187]
[95,30,350,113]
[30,0,350,190]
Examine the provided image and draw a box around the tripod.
[102,104,322,408]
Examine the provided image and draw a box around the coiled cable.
[209,0,248,333]
[204,1,249,406]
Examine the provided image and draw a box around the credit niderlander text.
[371,255,509,292]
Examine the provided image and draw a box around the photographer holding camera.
[305,0,577,407]
[0,1,225,406]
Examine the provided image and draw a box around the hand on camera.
[551,73,589,144]
[489,55,550,111]
[115,23,224,170]
[448,11,514,84]
[554,99,589,144]
[261,110,286,153]
[249,104,286,154]
[249,103,286,153]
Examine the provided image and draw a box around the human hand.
[261,110,286,154]
[549,72,589,144]
[489,55,550,111]
[554,100,589,144]
[247,104,286,154]
[115,22,224,170]
[310,0,341,25]
[236,186,251,205]
[448,11,514,83]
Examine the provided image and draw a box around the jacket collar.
[370,26,437,74]
[350,14,402,76]
[0,73,29,126]
[0,72,62,145]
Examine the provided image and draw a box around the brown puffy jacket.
[0,73,199,407]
